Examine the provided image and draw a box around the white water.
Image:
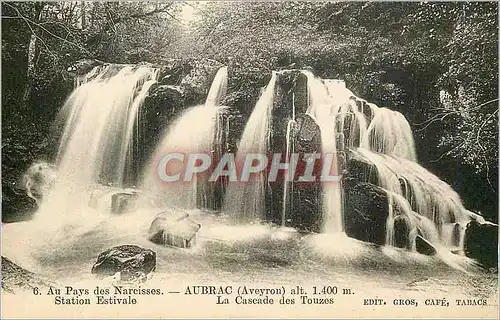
[42,65,158,218]
[205,66,228,108]
[351,148,474,251]
[361,107,417,161]
[303,71,348,233]
[139,67,229,209]
[223,72,278,221]
[117,74,159,185]
[310,76,474,252]
[139,105,222,209]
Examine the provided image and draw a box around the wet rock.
[1,186,37,223]
[225,64,273,117]
[111,191,139,214]
[344,180,389,245]
[394,215,411,249]
[156,59,186,85]
[337,151,347,172]
[346,151,378,185]
[415,235,437,255]
[336,133,345,151]
[180,58,222,106]
[448,223,462,247]
[140,84,184,173]
[266,72,320,229]
[149,211,201,248]
[88,186,138,213]
[294,114,321,151]
[464,220,498,268]
[289,114,322,232]
[19,162,57,202]
[91,245,156,281]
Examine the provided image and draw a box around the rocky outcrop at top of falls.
[67,58,222,95]
[91,245,156,282]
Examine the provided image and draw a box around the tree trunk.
[22,2,45,110]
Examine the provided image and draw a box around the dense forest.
[2,1,498,222]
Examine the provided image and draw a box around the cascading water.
[350,112,473,252]
[139,67,228,210]
[117,74,159,186]
[298,70,477,254]
[223,72,278,221]
[302,71,349,233]
[42,64,158,215]
[18,65,484,260]
[205,66,228,108]
[361,107,417,161]
[139,105,222,209]
[4,64,496,308]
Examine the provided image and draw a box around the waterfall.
[351,148,473,251]
[223,72,278,221]
[302,71,348,233]
[32,63,479,256]
[140,105,223,209]
[300,74,473,251]
[205,66,228,108]
[361,107,417,161]
[42,65,158,215]
[55,65,158,187]
[117,73,159,186]
[139,66,228,209]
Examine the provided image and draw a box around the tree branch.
[85,3,176,46]
[4,2,92,55]
[415,98,499,131]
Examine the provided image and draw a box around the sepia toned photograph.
[1,1,498,318]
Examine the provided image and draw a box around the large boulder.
[88,186,139,213]
[149,211,201,248]
[464,220,498,268]
[111,191,140,214]
[343,180,389,245]
[91,245,156,281]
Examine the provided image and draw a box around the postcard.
[2,1,498,318]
